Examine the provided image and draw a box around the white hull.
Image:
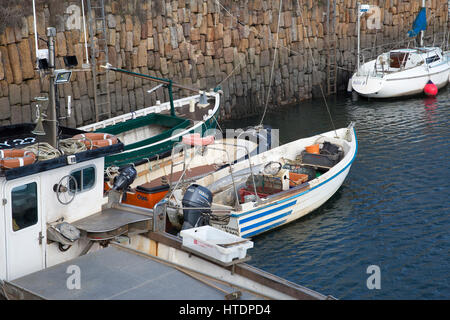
[126,138,259,189]
[237,166,351,238]
[352,66,450,98]
[78,92,221,167]
[233,130,356,238]
[191,125,358,238]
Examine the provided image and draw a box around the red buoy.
[424,80,438,96]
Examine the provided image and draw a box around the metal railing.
[165,140,260,212]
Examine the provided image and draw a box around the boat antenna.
[81,0,90,68]
[32,0,39,69]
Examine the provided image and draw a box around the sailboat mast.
[420,0,425,47]
[357,2,361,72]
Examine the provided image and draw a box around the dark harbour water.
[221,87,450,300]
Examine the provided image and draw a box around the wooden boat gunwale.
[79,92,221,168]
[95,112,191,151]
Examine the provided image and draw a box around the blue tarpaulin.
[407,8,427,37]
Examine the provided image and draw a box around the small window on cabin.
[69,166,96,193]
[11,182,38,232]
[83,167,96,189]
[426,55,440,64]
[70,170,82,192]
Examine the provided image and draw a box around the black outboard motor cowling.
[112,165,137,191]
[181,184,213,230]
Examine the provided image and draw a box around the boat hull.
[206,126,358,238]
[237,166,351,238]
[352,60,450,98]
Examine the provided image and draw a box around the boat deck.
[5,245,261,300]
[72,207,153,240]
[139,164,217,189]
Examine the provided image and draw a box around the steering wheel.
[262,161,282,176]
[54,175,78,205]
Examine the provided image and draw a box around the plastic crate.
[180,226,253,263]
[289,172,308,187]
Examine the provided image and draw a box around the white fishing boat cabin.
[0,124,124,281]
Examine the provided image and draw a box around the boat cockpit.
[371,47,446,75]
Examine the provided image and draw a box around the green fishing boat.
[79,66,221,168]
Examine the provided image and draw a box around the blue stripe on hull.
[240,210,293,233]
[242,219,289,238]
[240,200,297,224]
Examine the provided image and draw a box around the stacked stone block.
[0,0,448,123]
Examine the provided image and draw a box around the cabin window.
[389,52,409,68]
[70,166,96,193]
[11,183,38,232]
[426,55,440,64]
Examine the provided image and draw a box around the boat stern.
[351,74,385,97]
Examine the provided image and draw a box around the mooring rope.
[214,0,338,135]
[215,59,245,90]
[296,0,338,137]
[23,142,61,161]
[259,0,283,127]
[59,138,88,154]
[22,138,87,162]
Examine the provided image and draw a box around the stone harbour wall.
[0,0,448,125]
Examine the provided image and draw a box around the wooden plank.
[148,231,329,300]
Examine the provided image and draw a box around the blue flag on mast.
[407,8,427,37]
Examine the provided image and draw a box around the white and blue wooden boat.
[163,123,357,238]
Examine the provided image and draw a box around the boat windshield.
[389,52,409,69]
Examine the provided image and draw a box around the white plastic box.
[180,226,253,264]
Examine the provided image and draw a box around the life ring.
[73,132,119,149]
[0,149,36,169]
[182,133,215,146]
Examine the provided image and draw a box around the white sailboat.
[350,2,450,98]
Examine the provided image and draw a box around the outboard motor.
[112,165,137,192]
[181,184,213,230]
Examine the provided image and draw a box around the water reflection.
[222,86,450,299]
[423,97,438,125]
